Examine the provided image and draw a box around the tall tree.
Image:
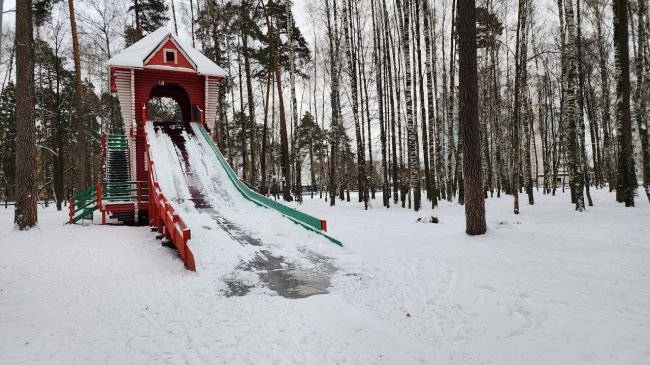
[613,0,635,206]
[69,0,86,191]
[634,0,650,202]
[286,0,300,201]
[15,0,37,229]
[458,0,486,234]
[344,0,367,209]
[423,0,439,208]
[325,0,341,206]
[262,0,292,201]
[415,0,432,204]
[564,0,586,210]
[512,0,526,214]
[127,0,169,44]
[397,0,421,211]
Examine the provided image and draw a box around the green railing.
[102,181,148,202]
[68,181,148,224]
[69,185,99,223]
[194,123,342,246]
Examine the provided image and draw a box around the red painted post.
[97,183,105,225]
[69,198,74,224]
[321,220,328,232]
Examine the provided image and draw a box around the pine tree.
[68,0,86,192]
[239,0,257,186]
[458,0,486,235]
[260,0,293,201]
[126,0,169,44]
[15,0,37,229]
[286,0,300,202]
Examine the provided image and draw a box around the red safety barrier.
[145,132,195,271]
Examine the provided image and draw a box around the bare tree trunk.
[15,0,37,229]
[325,0,341,206]
[263,0,291,201]
[634,0,650,201]
[344,0,367,209]
[397,0,421,211]
[423,0,438,208]
[261,72,272,194]
[382,0,399,205]
[512,0,526,214]
[242,1,256,186]
[69,0,86,191]
[170,0,178,35]
[613,0,635,206]
[458,0,486,235]
[134,0,143,40]
[576,0,593,206]
[565,0,586,210]
[189,0,196,47]
[446,0,457,201]
[415,0,431,202]
[286,0,301,201]
[592,2,615,191]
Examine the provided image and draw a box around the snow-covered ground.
[1,188,649,364]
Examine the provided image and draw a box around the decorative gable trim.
[143,36,197,71]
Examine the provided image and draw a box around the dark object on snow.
[416,216,439,224]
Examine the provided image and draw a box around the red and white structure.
[107,27,226,182]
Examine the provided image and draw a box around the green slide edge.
[195,123,342,247]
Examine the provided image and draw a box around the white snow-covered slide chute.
[144,121,341,271]
[192,123,342,246]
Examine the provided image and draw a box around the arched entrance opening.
[147,83,191,125]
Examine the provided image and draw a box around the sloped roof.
[107,28,226,77]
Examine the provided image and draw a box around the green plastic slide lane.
[194,123,342,246]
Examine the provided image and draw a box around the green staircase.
[106,134,130,200]
[107,134,129,181]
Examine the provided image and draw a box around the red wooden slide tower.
[68,28,225,270]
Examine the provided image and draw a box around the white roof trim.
[107,27,226,77]
[144,65,196,73]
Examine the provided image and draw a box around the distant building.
[536,168,570,188]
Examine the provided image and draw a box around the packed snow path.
[148,122,334,298]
